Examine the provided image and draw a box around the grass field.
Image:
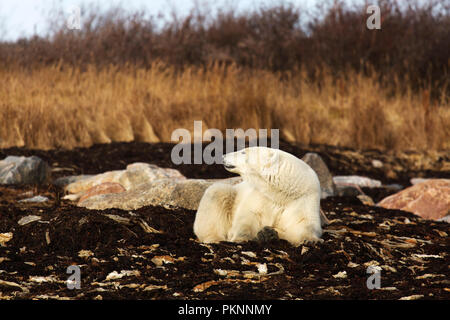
[1,62,448,151]
[0,1,448,151]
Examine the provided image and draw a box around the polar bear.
[193,146,323,246]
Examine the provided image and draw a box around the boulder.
[78,177,242,211]
[63,163,186,194]
[60,162,244,211]
[301,153,336,198]
[0,156,50,185]
[78,182,126,203]
[378,179,450,220]
[65,171,124,194]
[53,175,94,188]
[333,175,382,188]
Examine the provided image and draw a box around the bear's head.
[222,147,280,177]
[223,146,321,203]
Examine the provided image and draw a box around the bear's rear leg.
[193,183,236,243]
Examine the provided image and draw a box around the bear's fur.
[193,146,323,246]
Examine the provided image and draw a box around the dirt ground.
[0,141,449,300]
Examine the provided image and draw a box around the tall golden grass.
[1,62,448,151]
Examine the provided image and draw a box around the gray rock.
[410,178,429,185]
[19,195,49,203]
[301,153,336,199]
[0,156,50,185]
[333,175,382,188]
[18,215,42,226]
[78,177,242,211]
[63,163,186,194]
[256,226,279,242]
[53,175,94,188]
[437,215,450,223]
[384,184,404,191]
[335,185,361,197]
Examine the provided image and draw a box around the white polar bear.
[193,146,323,246]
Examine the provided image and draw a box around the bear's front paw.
[256,226,279,243]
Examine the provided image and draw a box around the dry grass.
[1,62,448,151]
[0,1,448,151]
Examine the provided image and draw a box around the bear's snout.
[223,154,236,171]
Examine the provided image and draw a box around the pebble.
[18,215,42,226]
[241,251,257,258]
[371,160,383,168]
[0,232,13,246]
[332,271,347,279]
[19,195,49,203]
[105,270,140,281]
[399,294,424,300]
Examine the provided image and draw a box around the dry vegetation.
[0,0,449,151]
[1,62,449,150]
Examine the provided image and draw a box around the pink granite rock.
[64,163,186,194]
[78,182,126,204]
[378,179,450,220]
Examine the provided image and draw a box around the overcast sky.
[0,0,350,41]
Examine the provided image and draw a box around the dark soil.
[0,141,449,300]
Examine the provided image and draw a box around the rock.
[19,195,49,203]
[332,271,347,279]
[105,270,140,281]
[335,182,402,198]
[256,227,279,243]
[0,232,13,246]
[384,184,403,191]
[78,177,242,211]
[301,153,336,198]
[378,179,450,220]
[335,185,361,197]
[64,163,186,194]
[357,195,375,206]
[65,170,126,194]
[77,179,210,211]
[53,175,94,188]
[333,175,386,198]
[371,159,383,168]
[78,182,126,203]
[0,156,50,185]
[410,178,429,185]
[125,162,185,185]
[333,175,382,188]
[18,215,42,226]
[385,169,398,180]
[0,279,29,293]
[63,162,242,211]
[398,295,424,300]
[437,215,450,223]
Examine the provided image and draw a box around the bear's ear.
[266,149,280,171]
[261,149,279,168]
[269,149,279,161]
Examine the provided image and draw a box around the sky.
[0,0,335,41]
